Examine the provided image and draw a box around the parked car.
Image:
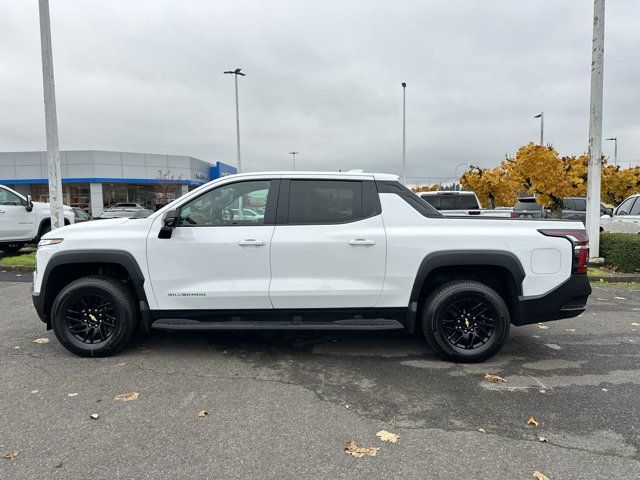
[72,207,91,223]
[419,191,512,217]
[0,184,74,253]
[602,193,640,233]
[33,171,591,363]
[106,203,145,210]
[512,196,611,222]
[96,208,154,220]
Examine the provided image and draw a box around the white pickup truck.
[0,184,74,253]
[32,171,591,362]
[419,191,513,217]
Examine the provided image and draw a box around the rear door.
[269,178,386,309]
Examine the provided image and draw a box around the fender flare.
[407,250,526,331]
[38,250,150,325]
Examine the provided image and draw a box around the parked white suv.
[602,193,640,233]
[32,172,591,362]
[0,184,74,253]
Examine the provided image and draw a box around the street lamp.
[224,68,245,173]
[606,137,617,167]
[289,152,299,171]
[534,112,544,145]
[401,82,407,184]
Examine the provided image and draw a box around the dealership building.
[0,150,236,215]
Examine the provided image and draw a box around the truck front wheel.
[51,276,138,357]
[422,280,510,363]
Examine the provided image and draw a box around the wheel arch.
[408,250,525,332]
[38,250,149,328]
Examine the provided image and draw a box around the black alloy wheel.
[422,280,510,363]
[51,276,137,357]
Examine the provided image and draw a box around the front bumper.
[32,291,48,324]
[515,274,591,326]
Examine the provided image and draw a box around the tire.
[422,280,510,363]
[36,222,51,242]
[0,242,25,253]
[51,275,138,357]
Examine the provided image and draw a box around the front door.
[269,179,386,309]
[147,178,278,310]
[0,187,34,241]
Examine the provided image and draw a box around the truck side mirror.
[25,195,34,212]
[158,209,179,239]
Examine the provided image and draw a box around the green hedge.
[600,233,640,273]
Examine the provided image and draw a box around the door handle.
[238,239,266,247]
[348,239,376,246]
[0,210,5,214]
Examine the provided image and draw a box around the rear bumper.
[515,274,591,326]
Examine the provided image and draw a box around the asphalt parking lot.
[1,278,639,479]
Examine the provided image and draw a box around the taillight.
[510,212,517,218]
[538,229,589,274]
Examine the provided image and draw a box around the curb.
[589,275,640,284]
[0,265,35,273]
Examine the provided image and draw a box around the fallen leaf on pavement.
[478,427,486,433]
[114,392,139,402]
[532,471,550,480]
[527,416,540,427]
[507,387,518,392]
[614,296,626,300]
[388,419,396,426]
[538,436,548,443]
[13,346,20,350]
[545,343,561,350]
[198,409,208,417]
[90,413,99,419]
[631,323,640,326]
[602,388,608,392]
[565,328,575,332]
[116,362,127,367]
[33,338,49,344]
[31,389,39,394]
[536,323,549,330]
[376,430,399,443]
[3,450,19,460]
[67,393,78,397]
[344,441,379,458]
[484,374,507,383]
[343,404,351,409]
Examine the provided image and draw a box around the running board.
[151,318,405,331]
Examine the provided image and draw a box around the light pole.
[289,152,299,170]
[224,68,245,173]
[454,163,469,191]
[401,82,407,184]
[586,0,605,259]
[534,112,544,146]
[606,137,617,167]
[38,0,63,230]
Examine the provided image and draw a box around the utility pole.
[38,0,63,230]
[586,0,605,259]
[401,82,407,184]
[606,137,617,167]
[224,68,245,173]
[534,112,544,145]
[289,152,299,170]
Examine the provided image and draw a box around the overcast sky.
[1,0,638,182]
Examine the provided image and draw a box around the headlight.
[38,238,63,247]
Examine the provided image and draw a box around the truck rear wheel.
[51,275,138,357]
[422,280,510,363]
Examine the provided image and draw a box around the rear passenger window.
[421,196,440,210]
[288,180,364,225]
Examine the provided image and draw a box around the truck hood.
[41,217,153,239]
